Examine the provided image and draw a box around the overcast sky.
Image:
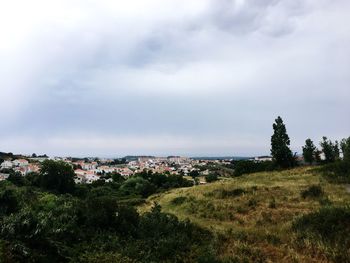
[0,0,349,157]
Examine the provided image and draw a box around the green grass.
[139,167,350,262]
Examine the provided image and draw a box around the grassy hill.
[139,167,350,262]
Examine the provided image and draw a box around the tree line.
[233,116,350,176]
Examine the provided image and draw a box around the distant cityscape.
[0,153,273,184]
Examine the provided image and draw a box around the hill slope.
[139,167,350,262]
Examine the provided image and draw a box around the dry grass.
[138,167,350,262]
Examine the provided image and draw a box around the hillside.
[139,167,350,262]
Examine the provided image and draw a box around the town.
[0,154,247,184]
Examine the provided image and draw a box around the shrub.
[234,242,267,263]
[0,196,81,262]
[233,160,275,177]
[292,206,350,262]
[84,195,139,234]
[0,186,20,216]
[119,177,156,197]
[7,171,28,187]
[205,173,218,183]
[236,205,249,214]
[170,196,187,206]
[135,204,215,262]
[247,198,258,208]
[317,160,350,183]
[301,185,323,199]
[76,252,136,263]
[164,174,193,188]
[268,198,276,208]
[319,197,332,206]
[208,188,246,199]
[265,233,281,245]
[39,160,75,194]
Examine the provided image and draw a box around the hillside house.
[1,160,13,169]
[13,159,29,167]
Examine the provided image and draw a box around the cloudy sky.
[0,0,349,157]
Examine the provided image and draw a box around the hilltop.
[139,167,350,262]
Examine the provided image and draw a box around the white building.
[74,174,87,184]
[96,166,115,174]
[254,156,273,162]
[1,161,13,169]
[85,174,100,184]
[74,173,100,184]
[117,167,134,177]
[82,162,98,171]
[13,159,29,167]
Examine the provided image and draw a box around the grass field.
[139,167,350,262]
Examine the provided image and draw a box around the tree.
[271,116,293,168]
[205,173,218,183]
[334,140,340,160]
[233,160,275,176]
[119,177,156,197]
[340,137,350,161]
[84,195,139,234]
[314,149,322,164]
[0,186,20,216]
[302,139,316,165]
[320,137,339,163]
[189,170,199,178]
[39,160,75,194]
[7,171,27,187]
[111,172,125,183]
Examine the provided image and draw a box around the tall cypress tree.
[271,116,293,168]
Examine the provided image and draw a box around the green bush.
[76,252,136,263]
[134,204,215,263]
[135,171,193,190]
[292,206,350,262]
[170,196,187,206]
[119,177,156,197]
[205,173,218,183]
[247,198,258,208]
[268,198,276,208]
[317,160,350,183]
[7,171,28,187]
[0,186,20,216]
[0,180,221,263]
[211,188,246,199]
[0,195,81,262]
[233,160,275,177]
[83,195,139,234]
[301,185,323,199]
[39,160,76,194]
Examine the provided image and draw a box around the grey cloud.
[204,0,311,36]
[0,0,349,156]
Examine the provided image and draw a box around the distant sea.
[122,156,252,161]
[190,156,251,160]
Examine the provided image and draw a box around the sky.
[0,0,349,157]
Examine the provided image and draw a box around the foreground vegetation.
[1,161,216,263]
[140,166,350,262]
